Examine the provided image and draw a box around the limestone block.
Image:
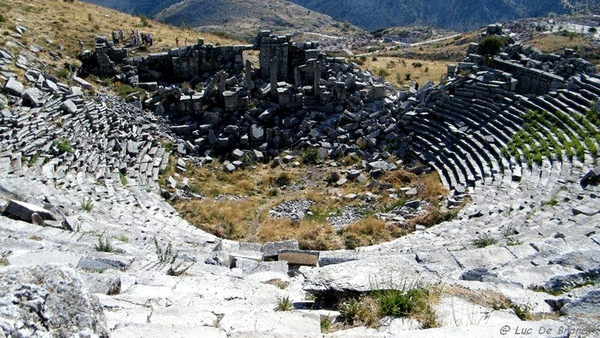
[4,77,24,96]
[261,240,299,259]
[278,250,319,266]
[77,253,135,272]
[4,199,56,222]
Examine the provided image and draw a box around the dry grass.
[0,0,241,80]
[444,285,512,310]
[179,198,259,239]
[443,284,559,321]
[160,156,456,250]
[527,32,600,70]
[416,172,448,203]
[358,56,452,88]
[381,169,419,186]
[340,217,406,249]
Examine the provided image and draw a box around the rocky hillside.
[289,0,600,31]
[82,0,180,17]
[154,0,358,40]
[84,0,360,41]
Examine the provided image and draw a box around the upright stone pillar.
[294,66,302,88]
[270,56,278,99]
[245,60,253,89]
[218,71,226,95]
[314,61,321,99]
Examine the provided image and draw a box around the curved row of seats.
[402,74,600,203]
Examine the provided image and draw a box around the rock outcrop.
[0,265,109,337]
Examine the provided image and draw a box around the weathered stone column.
[218,71,226,94]
[314,61,321,99]
[270,56,278,99]
[245,60,253,89]
[294,66,302,88]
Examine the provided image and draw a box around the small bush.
[112,82,144,98]
[0,253,9,266]
[0,14,6,23]
[119,172,127,185]
[154,238,178,264]
[473,233,497,248]
[301,148,319,164]
[95,234,113,252]
[139,14,149,27]
[54,137,73,154]
[511,304,532,320]
[80,197,94,212]
[161,140,174,153]
[377,288,428,317]
[338,298,367,325]
[376,68,390,77]
[212,31,229,39]
[320,316,332,332]
[274,172,292,186]
[341,217,400,249]
[477,35,506,56]
[275,296,294,311]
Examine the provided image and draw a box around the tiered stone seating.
[402,73,600,204]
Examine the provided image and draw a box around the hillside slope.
[82,0,180,17]
[289,0,600,31]
[154,0,355,40]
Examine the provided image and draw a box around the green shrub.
[376,68,390,77]
[138,14,149,27]
[81,197,94,212]
[119,172,127,185]
[477,35,506,55]
[377,288,428,317]
[320,316,332,331]
[0,253,9,266]
[338,298,367,325]
[54,137,73,154]
[154,238,178,264]
[473,233,497,248]
[95,233,113,252]
[275,296,294,311]
[301,148,319,164]
[511,304,532,320]
[112,82,144,98]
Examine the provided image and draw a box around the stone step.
[407,123,476,187]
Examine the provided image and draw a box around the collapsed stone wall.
[461,24,597,96]
[255,30,321,84]
[491,58,566,95]
[79,36,128,77]
[134,41,252,84]
[79,36,253,85]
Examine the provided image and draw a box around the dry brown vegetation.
[356,56,451,88]
[0,0,241,80]
[527,32,600,71]
[160,153,458,250]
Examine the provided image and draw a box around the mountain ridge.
[288,0,600,31]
